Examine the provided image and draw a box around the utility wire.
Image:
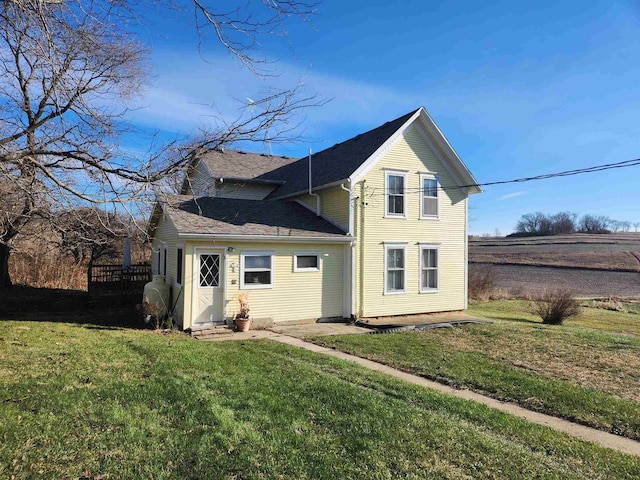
[367,157,640,196]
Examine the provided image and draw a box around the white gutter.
[176,233,353,244]
[308,148,321,215]
[271,178,350,201]
[340,180,356,319]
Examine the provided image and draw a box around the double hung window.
[421,175,439,218]
[384,244,407,294]
[241,252,274,289]
[385,171,407,217]
[420,245,439,292]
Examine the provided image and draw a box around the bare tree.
[189,0,318,74]
[0,0,320,287]
[515,211,552,236]
[578,214,611,234]
[0,0,148,286]
[550,212,577,235]
[54,208,132,265]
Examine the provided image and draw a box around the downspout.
[340,181,356,319]
[464,192,469,310]
[308,148,320,215]
[359,180,366,317]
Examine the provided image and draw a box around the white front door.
[193,249,224,325]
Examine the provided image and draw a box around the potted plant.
[234,293,251,332]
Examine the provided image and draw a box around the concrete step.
[191,326,233,339]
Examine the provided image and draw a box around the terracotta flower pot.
[234,318,251,332]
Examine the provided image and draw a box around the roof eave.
[218,176,286,185]
[417,108,483,194]
[176,233,355,244]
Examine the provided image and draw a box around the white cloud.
[126,51,422,142]
[498,191,527,201]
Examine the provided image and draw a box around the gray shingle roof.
[164,195,347,238]
[264,109,419,199]
[199,150,297,181]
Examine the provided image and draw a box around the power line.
[366,156,640,197]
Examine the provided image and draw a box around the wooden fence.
[88,263,152,297]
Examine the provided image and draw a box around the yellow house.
[149,107,482,331]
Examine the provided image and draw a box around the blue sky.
[127,0,640,235]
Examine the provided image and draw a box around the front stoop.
[190,325,233,340]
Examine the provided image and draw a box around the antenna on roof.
[243,92,287,157]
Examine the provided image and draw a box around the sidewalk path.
[205,329,640,457]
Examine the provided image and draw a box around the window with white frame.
[384,243,407,294]
[420,245,439,292]
[240,252,274,289]
[163,247,168,277]
[156,245,167,276]
[176,246,183,285]
[421,174,439,218]
[294,253,320,272]
[385,171,407,217]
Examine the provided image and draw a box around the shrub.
[530,289,580,325]
[468,264,496,300]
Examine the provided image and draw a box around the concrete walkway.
[204,328,640,457]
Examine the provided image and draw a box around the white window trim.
[293,252,321,272]
[240,251,274,290]
[419,173,440,220]
[384,170,408,219]
[175,243,184,286]
[419,244,440,293]
[156,244,168,277]
[384,242,408,295]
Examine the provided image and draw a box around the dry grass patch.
[314,299,640,439]
[429,323,640,403]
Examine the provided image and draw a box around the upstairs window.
[385,171,407,217]
[421,175,439,218]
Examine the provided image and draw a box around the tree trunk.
[0,243,11,288]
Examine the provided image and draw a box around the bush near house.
[530,288,581,325]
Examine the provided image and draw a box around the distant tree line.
[511,212,640,237]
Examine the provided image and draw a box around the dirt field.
[470,233,640,297]
[480,264,640,297]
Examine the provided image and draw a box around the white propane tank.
[142,275,170,319]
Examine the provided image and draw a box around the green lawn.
[313,300,640,442]
[470,299,640,335]
[2,321,639,479]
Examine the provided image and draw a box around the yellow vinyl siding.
[182,241,345,329]
[296,186,349,230]
[217,182,276,200]
[355,125,468,317]
[151,213,185,325]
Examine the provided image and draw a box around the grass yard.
[313,300,640,442]
[2,321,640,479]
[471,299,640,336]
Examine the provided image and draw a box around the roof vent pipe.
[308,148,320,216]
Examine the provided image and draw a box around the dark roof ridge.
[264,107,421,199]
